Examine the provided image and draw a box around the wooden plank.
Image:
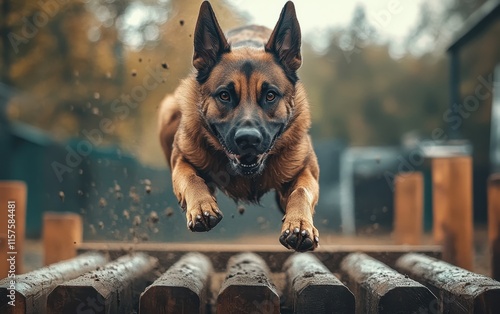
[432,157,450,243]
[43,212,83,265]
[0,181,27,277]
[78,242,441,273]
[216,253,279,314]
[341,252,436,314]
[489,173,500,280]
[432,156,474,269]
[0,252,107,314]
[393,172,423,245]
[47,253,158,314]
[139,253,212,314]
[396,253,500,313]
[283,253,354,314]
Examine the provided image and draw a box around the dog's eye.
[219,91,230,102]
[266,91,276,102]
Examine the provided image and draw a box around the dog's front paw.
[185,197,223,232]
[279,216,319,252]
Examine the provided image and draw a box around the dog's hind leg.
[158,95,181,168]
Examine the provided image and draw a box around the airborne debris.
[129,187,140,204]
[89,224,96,235]
[98,197,107,208]
[238,205,245,215]
[133,215,142,226]
[148,211,159,224]
[165,207,174,217]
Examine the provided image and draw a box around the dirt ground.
[23,224,491,276]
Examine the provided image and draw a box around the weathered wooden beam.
[139,253,212,314]
[393,172,423,245]
[47,253,158,314]
[341,252,436,314]
[0,252,107,314]
[78,242,441,272]
[283,253,354,314]
[43,212,83,265]
[396,253,500,313]
[488,174,500,280]
[216,253,279,314]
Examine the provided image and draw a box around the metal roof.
[448,0,500,52]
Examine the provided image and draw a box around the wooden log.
[47,253,158,314]
[393,172,423,245]
[139,253,212,314]
[43,212,83,265]
[341,252,436,314]
[489,174,500,280]
[216,253,279,314]
[0,181,27,277]
[0,252,107,314]
[396,253,500,313]
[283,253,354,314]
[432,156,474,270]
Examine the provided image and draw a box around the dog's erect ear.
[265,1,302,75]
[193,1,230,81]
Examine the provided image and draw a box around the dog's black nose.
[234,127,263,151]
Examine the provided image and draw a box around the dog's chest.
[202,167,275,202]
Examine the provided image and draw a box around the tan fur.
[158,2,320,251]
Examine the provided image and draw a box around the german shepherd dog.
[158,1,319,251]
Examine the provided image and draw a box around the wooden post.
[431,156,473,270]
[43,212,82,265]
[139,253,213,314]
[217,253,279,314]
[0,181,27,277]
[489,174,500,280]
[340,252,436,314]
[47,253,158,314]
[393,172,423,245]
[396,253,500,313]
[283,253,354,314]
[0,252,107,314]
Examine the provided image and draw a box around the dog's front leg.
[279,166,320,252]
[171,150,223,232]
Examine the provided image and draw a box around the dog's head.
[193,1,302,176]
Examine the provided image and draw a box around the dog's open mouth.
[226,152,266,175]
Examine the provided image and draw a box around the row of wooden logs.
[1,250,499,313]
